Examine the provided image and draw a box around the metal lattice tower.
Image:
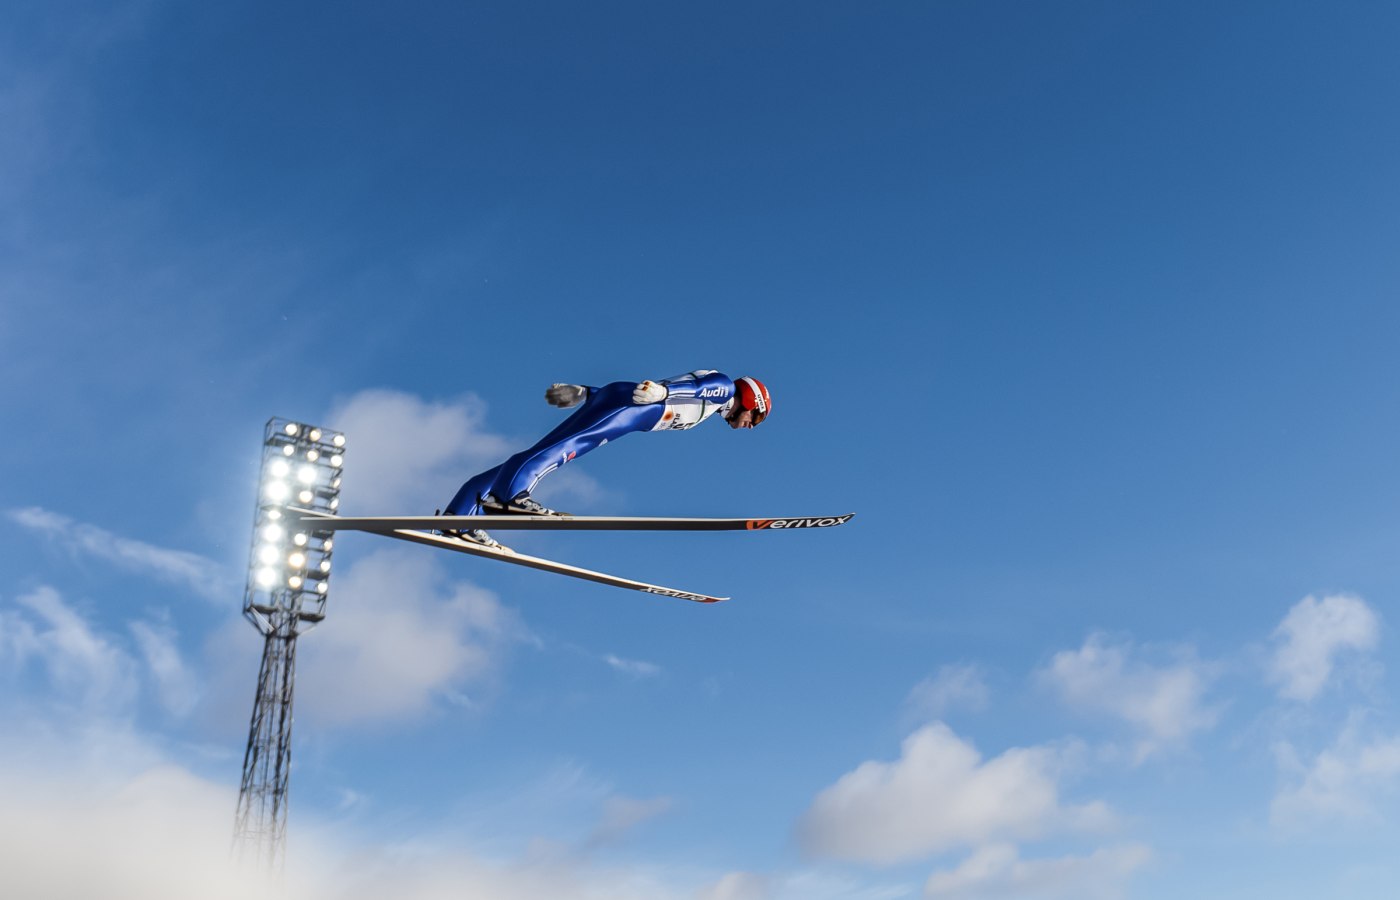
[233,418,345,871]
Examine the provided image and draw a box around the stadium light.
[241,417,344,635]
[234,416,346,872]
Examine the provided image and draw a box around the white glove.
[633,380,668,404]
[545,384,587,408]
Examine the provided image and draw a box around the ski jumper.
[444,371,737,516]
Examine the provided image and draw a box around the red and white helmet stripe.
[736,376,771,418]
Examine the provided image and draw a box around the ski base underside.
[377,528,727,603]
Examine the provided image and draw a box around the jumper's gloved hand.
[633,380,668,404]
[545,384,587,408]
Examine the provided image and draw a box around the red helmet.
[735,376,771,422]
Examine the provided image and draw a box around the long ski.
[291,509,854,533]
[295,510,727,603]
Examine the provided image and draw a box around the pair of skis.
[292,508,855,603]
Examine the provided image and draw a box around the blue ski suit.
[444,370,737,516]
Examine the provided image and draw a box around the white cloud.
[763,870,914,900]
[0,721,702,900]
[324,388,606,518]
[1272,721,1400,828]
[922,842,1151,900]
[0,705,1016,900]
[1038,633,1216,759]
[1269,594,1380,702]
[697,872,771,900]
[0,585,138,711]
[0,760,269,900]
[323,852,703,900]
[455,760,675,858]
[605,653,662,678]
[0,600,40,669]
[336,788,365,813]
[0,585,207,725]
[694,873,772,900]
[295,547,526,726]
[584,794,673,848]
[7,507,231,602]
[798,723,1112,865]
[129,620,198,717]
[324,388,514,515]
[905,664,989,721]
[0,751,708,900]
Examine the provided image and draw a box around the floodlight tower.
[233,417,345,871]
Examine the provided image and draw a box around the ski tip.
[638,587,729,603]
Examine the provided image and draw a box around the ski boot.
[435,509,507,551]
[481,493,568,517]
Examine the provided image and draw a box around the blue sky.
[3,1,1400,897]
